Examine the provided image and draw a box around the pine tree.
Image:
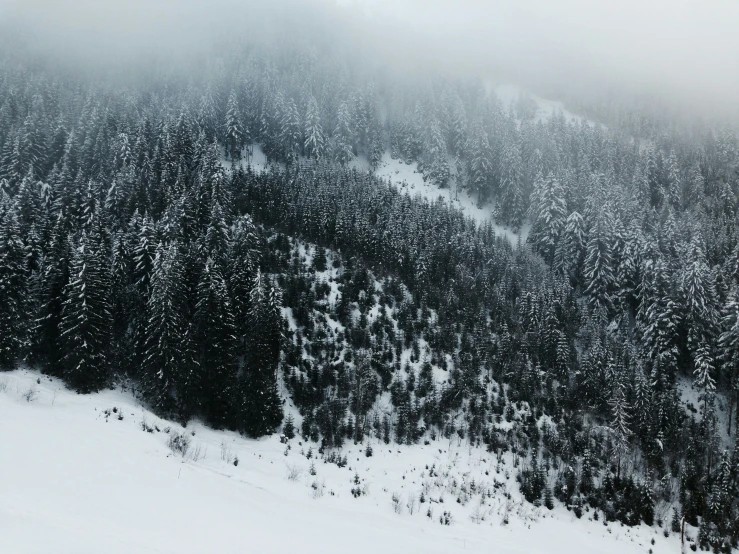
[583,211,615,312]
[333,101,354,166]
[681,236,718,351]
[141,243,192,414]
[304,95,325,160]
[241,269,284,436]
[280,97,301,165]
[59,224,112,392]
[609,380,631,475]
[0,208,27,368]
[718,290,739,435]
[528,172,567,265]
[225,91,245,162]
[554,210,585,285]
[498,139,526,228]
[193,258,238,427]
[425,119,450,189]
[229,214,260,343]
[640,259,681,375]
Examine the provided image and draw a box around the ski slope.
[0,370,685,554]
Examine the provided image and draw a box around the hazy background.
[1,0,738,119]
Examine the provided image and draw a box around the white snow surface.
[0,370,683,554]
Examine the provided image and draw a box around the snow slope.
[0,370,686,554]
[374,152,530,245]
[491,83,597,126]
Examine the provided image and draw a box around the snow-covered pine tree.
[468,124,491,205]
[304,95,325,160]
[193,257,238,427]
[0,207,27,368]
[59,222,112,392]
[424,119,450,189]
[640,259,681,378]
[228,214,260,345]
[498,138,526,228]
[224,91,245,163]
[141,242,192,415]
[241,268,283,436]
[528,172,567,266]
[681,235,719,351]
[333,101,354,166]
[583,210,615,312]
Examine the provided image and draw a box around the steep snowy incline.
[0,370,683,554]
[491,83,599,127]
[374,152,530,246]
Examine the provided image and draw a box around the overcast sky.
[1,0,738,116]
[343,0,739,114]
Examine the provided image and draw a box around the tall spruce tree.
[0,208,27,368]
[59,223,112,392]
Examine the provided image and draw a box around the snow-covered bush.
[167,431,191,458]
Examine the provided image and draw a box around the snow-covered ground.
[490,83,597,127]
[0,370,685,554]
[374,152,530,245]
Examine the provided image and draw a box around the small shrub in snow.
[286,463,303,481]
[220,441,235,464]
[470,506,486,524]
[167,431,192,458]
[406,493,418,515]
[0,377,8,393]
[391,492,403,514]
[351,472,364,498]
[365,444,373,457]
[311,479,325,498]
[439,511,452,525]
[323,451,347,468]
[22,385,38,403]
[309,462,317,476]
[188,443,206,462]
[141,417,154,433]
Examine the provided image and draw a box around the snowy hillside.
[490,83,599,126]
[1,370,686,554]
[373,152,530,246]
[227,148,529,246]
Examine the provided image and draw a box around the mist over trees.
[1,2,739,550]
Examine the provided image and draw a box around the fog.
[2,0,738,118]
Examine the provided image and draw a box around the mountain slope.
[1,370,683,554]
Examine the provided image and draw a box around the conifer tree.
[583,211,615,312]
[193,258,238,427]
[141,243,192,414]
[498,139,526,228]
[59,224,112,392]
[225,91,245,162]
[304,95,325,160]
[0,209,27,368]
[241,269,283,436]
[333,101,354,166]
[529,172,567,265]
